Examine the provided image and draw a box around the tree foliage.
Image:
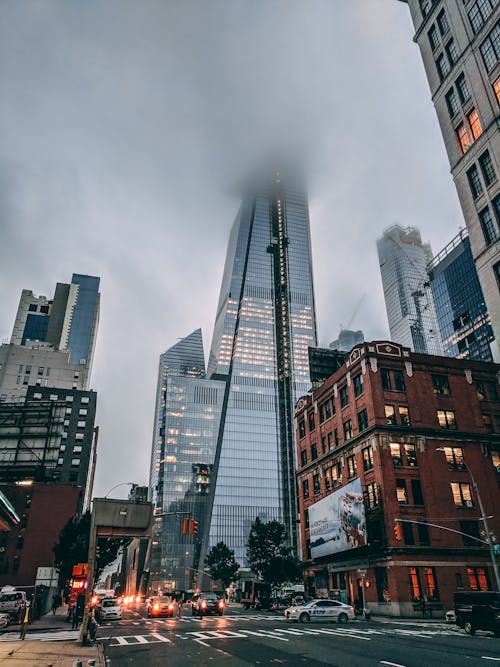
[204,541,240,588]
[247,518,302,587]
[53,511,122,585]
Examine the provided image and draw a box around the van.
[0,590,27,619]
[454,591,500,636]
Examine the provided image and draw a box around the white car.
[285,599,355,624]
[98,598,122,620]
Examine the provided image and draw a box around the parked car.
[192,592,224,617]
[96,598,122,621]
[285,599,355,624]
[0,591,26,620]
[454,591,500,637]
[147,596,176,618]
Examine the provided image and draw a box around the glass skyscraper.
[205,173,317,565]
[428,229,494,362]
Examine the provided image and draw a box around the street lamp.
[436,448,500,590]
[103,482,135,498]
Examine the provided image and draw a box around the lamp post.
[103,482,135,498]
[436,448,500,590]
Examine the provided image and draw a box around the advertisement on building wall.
[309,478,367,558]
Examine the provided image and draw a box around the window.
[28,304,37,312]
[73,445,82,454]
[346,455,357,479]
[469,0,495,34]
[325,400,332,420]
[65,395,74,402]
[468,567,489,591]
[22,375,29,385]
[437,409,457,429]
[396,479,408,504]
[313,474,320,494]
[423,567,439,600]
[340,385,349,409]
[366,482,379,508]
[445,87,460,117]
[443,446,465,469]
[381,368,391,391]
[394,371,406,392]
[456,122,471,154]
[436,53,450,81]
[81,396,89,404]
[446,39,459,66]
[311,443,318,461]
[391,443,402,466]
[494,76,500,105]
[71,458,80,467]
[308,412,316,432]
[362,447,373,472]
[466,164,484,199]
[418,523,430,546]
[437,9,450,36]
[403,522,415,545]
[408,567,421,601]
[479,206,499,245]
[343,419,353,440]
[358,408,369,432]
[428,24,439,51]
[385,405,396,425]
[480,21,500,71]
[405,443,417,467]
[79,408,88,416]
[411,479,424,505]
[432,374,450,396]
[477,381,486,400]
[456,72,471,103]
[353,373,364,397]
[468,108,483,140]
[479,150,496,185]
[75,433,84,440]
[321,435,327,454]
[327,431,333,450]
[299,421,306,439]
[319,403,324,422]
[300,450,307,467]
[460,520,481,547]
[77,420,86,428]
[334,428,339,447]
[399,406,410,426]
[37,367,44,376]
[302,479,309,500]
[451,481,473,507]
[49,394,58,401]
[60,445,66,452]
[57,457,64,466]
[493,194,500,228]
[491,449,500,471]
[483,413,494,431]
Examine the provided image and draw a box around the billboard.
[309,478,367,558]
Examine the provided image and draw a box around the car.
[284,599,355,624]
[0,591,27,620]
[192,592,224,617]
[97,598,122,621]
[147,596,176,618]
[454,590,500,637]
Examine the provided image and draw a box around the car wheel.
[464,621,475,635]
[338,613,348,624]
[299,612,310,624]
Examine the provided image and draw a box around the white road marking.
[380,662,407,667]
[482,658,500,662]
[150,633,171,642]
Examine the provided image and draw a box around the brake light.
[91,596,98,605]
[218,600,224,608]
[168,604,174,611]
[153,603,159,611]
[201,601,207,609]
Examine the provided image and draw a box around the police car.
[285,599,355,623]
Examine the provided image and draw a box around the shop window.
[396,479,408,504]
[468,567,489,591]
[391,443,402,467]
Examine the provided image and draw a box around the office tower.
[400,1,500,357]
[1,274,99,403]
[428,229,495,361]
[206,173,317,564]
[377,225,443,355]
[149,330,225,592]
[330,329,365,353]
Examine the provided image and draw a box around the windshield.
[102,600,117,608]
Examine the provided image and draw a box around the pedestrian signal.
[182,518,189,535]
[394,522,403,541]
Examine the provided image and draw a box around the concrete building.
[377,225,443,355]
[400,0,500,357]
[428,228,495,361]
[295,340,500,616]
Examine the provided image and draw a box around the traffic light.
[182,518,189,535]
[394,521,403,541]
[190,519,198,535]
[95,545,101,558]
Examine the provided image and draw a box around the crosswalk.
[106,633,171,647]
[102,613,283,627]
[0,629,79,642]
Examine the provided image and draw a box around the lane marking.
[482,658,500,662]
[380,662,407,667]
[150,633,171,642]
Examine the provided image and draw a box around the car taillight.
[136,596,141,603]
[91,596,98,605]
[218,600,224,608]
[168,604,174,611]
[201,601,207,609]
[153,603,159,611]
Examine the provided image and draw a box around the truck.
[240,581,272,610]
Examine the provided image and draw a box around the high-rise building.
[330,329,365,353]
[149,330,225,592]
[428,228,495,361]
[377,225,443,355]
[400,1,500,357]
[205,174,317,564]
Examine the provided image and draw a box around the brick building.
[295,341,500,617]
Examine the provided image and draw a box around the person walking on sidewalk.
[19,599,31,640]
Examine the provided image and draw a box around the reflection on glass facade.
[377,225,443,355]
[428,230,494,361]
[206,174,317,565]
[66,274,100,371]
[149,329,225,592]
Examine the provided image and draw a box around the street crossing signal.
[394,522,403,541]
[190,519,199,535]
[182,518,190,535]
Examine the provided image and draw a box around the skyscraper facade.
[149,330,225,592]
[205,174,317,564]
[428,228,495,361]
[400,0,500,357]
[377,225,443,355]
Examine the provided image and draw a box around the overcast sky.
[0,1,464,497]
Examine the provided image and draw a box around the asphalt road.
[98,603,500,666]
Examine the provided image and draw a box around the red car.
[192,593,224,617]
[147,596,175,618]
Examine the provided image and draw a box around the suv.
[192,592,224,617]
[454,591,500,636]
[0,591,26,620]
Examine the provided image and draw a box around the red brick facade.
[295,341,500,617]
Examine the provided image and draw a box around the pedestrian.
[176,595,183,618]
[71,602,79,630]
[19,600,31,640]
[51,593,58,615]
[87,608,98,643]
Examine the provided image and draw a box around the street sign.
[493,544,500,554]
[358,569,367,577]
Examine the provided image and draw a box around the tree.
[53,512,122,585]
[204,542,240,588]
[247,517,302,587]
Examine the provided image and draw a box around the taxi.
[285,599,355,624]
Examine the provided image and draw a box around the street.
[97,602,500,666]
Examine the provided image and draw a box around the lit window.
[399,406,410,426]
[451,481,473,507]
[362,447,373,471]
[494,77,500,105]
[468,108,483,140]
[408,567,421,601]
[367,482,379,508]
[404,444,417,467]
[437,409,457,429]
[456,123,470,155]
[346,455,357,479]
[343,419,353,441]
[432,374,450,396]
[443,446,465,470]
[391,443,402,467]
[468,567,489,591]
[396,479,408,504]
[423,567,439,600]
[385,405,396,425]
